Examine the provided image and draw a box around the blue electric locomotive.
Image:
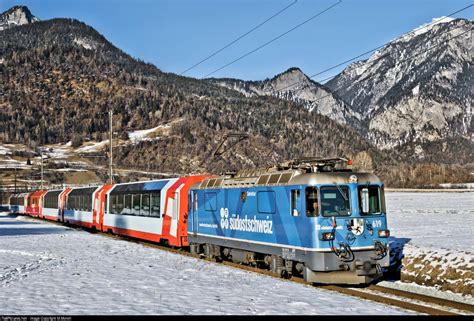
[188,158,390,284]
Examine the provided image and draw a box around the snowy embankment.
[386,192,474,296]
[0,213,411,315]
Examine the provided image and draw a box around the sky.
[2,0,473,81]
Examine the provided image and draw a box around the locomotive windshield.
[358,185,382,215]
[320,186,351,217]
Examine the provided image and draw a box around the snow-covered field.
[386,192,474,296]
[1,191,472,314]
[0,213,411,315]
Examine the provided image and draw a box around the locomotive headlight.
[378,229,390,238]
[321,232,334,240]
[349,175,358,183]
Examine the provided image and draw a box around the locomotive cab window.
[358,185,382,215]
[305,187,319,217]
[320,186,351,217]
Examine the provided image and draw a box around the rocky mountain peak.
[268,67,313,91]
[326,17,472,151]
[0,5,39,31]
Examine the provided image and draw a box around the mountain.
[212,18,473,163]
[0,8,386,179]
[326,17,472,152]
[0,5,38,31]
[208,67,363,130]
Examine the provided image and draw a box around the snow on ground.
[75,140,109,153]
[128,125,166,142]
[41,142,73,159]
[385,192,474,296]
[386,192,473,251]
[0,213,412,315]
[0,157,32,169]
[439,183,474,189]
[0,145,13,155]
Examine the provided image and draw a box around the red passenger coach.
[42,188,72,221]
[25,190,47,217]
[63,186,101,228]
[102,175,211,247]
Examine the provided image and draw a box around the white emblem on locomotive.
[349,218,364,236]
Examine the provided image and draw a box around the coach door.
[192,191,198,236]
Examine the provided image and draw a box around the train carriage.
[64,186,101,228]
[9,193,28,214]
[26,190,48,218]
[7,157,391,285]
[188,158,390,284]
[42,188,72,221]
[103,175,211,247]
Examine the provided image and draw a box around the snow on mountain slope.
[213,18,472,155]
[0,5,38,31]
[326,18,472,149]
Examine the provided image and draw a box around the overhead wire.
[272,3,473,93]
[285,26,472,105]
[202,0,342,78]
[180,0,298,76]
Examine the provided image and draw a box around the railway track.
[15,214,474,315]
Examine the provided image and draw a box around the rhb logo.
[220,208,229,229]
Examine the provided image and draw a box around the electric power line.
[180,0,298,76]
[202,0,342,78]
[273,3,473,93]
[286,26,472,106]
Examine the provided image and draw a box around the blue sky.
[2,0,473,81]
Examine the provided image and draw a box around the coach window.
[117,194,124,215]
[88,195,93,211]
[132,194,141,215]
[86,195,90,211]
[110,195,116,214]
[141,194,150,216]
[77,196,81,210]
[305,187,319,217]
[291,189,300,216]
[124,194,132,215]
[151,193,160,217]
[80,195,84,211]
